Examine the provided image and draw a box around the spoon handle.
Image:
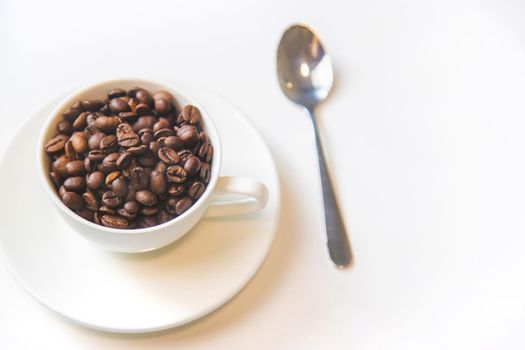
[307,108,352,268]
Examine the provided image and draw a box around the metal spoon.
[277,24,351,268]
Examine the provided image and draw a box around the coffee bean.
[152,118,169,133]
[141,205,159,216]
[101,214,128,229]
[149,141,161,154]
[87,171,105,190]
[84,157,95,172]
[76,209,94,221]
[112,176,128,198]
[127,144,148,155]
[100,135,118,153]
[116,123,134,138]
[154,128,175,139]
[138,215,158,228]
[164,136,183,151]
[102,153,120,173]
[82,100,104,112]
[102,191,122,208]
[153,90,175,103]
[177,149,193,163]
[199,131,209,144]
[82,191,98,211]
[176,124,199,145]
[130,166,148,190]
[157,147,180,165]
[149,170,167,194]
[135,190,157,206]
[155,160,167,173]
[51,155,69,177]
[72,111,88,130]
[167,184,185,196]
[175,197,192,215]
[124,201,140,214]
[154,99,170,115]
[63,109,81,122]
[88,132,106,151]
[70,132,88,154]
[166,165,187,183]
[71,101,85,111]
[136,103,151,115]
[157,209,173,224]
[64,140,78,160]
[116,152,133,169]
[63,176,86,192]
[184,156,201,175]
[49,172,62,188]
[137,152,156,167]
[86,113,99,126]
[95,116,120,132]
[93,212,102,225]
[198,143,213,163]
[58,185,67,198]
[57,120,72,135]
[44,134,69,154]
[118,111,138,123]
[87,149,106,162]
[66,160,85,176]
[135,89,153,106]
[181,105,201,124]
[109,98,130,113]
[108,88,126,99]
[127,98,139,112]
[61,191,84,211]
[133,116,157,132]
[105,171,121,187]
[188,181,205,200]
[199,162,211,184]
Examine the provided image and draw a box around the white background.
[1,0,525,348]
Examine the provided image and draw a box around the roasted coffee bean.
[88,132,106,150]
[61,191,84,211]
[137,152,156,167]
[82,100,104,112]
[63,109,81,122]
[101,214,128,229]
[66,160,85,176]
[157,210,172,224]
[149,170,167,194]
[84,157,95,172]
[93,212,102,225]
[125,188,137,203]
[99,205,117,215]
[71,101,84,111]
[165,197,178,214]
[175,197,192,215]
[184,156,201,175]
[141,206,159,216]
[87,171,105,190]
[116,152,132,169]
[118,133,140,148]
[109,98,130,113]
[72,111,88,130]
[199,131,209,144]
[127,144,148,155]
[49,172,62,188]
[44,134,69,154]
[118,111,138,123]
[87,149,106,162]
[95,116,120,132]
[70,132,88,154]
[135,190,157,206]
[86,113,99,126]
[108,88,126,99]
[135,89,153,106]
[135,103,151,115]
[167,184,185,197]
[138,215,158,228]
[76,209,94,221]
[52,155,69,177]
[105,171,121,187]
[63,176,86,192]
[57,120,72,135]
[153,118,170,132]
[181,105,201,124]
[64,140,78,160]
[58,185,67,198]
[102,153,120,173]
[112,176,128,198]
[158,147,180,165]
[154,98,170,115]
[127,98,139,112]
[198,143,213,163]
[82,191,98,211]
[102,191,122,208]
[133,116,157,132]
[153,90,175,103]
[199,162,211,184]
[115,123,134,138]
[99,135,118,153]
[164,136,183,151]
[155,160,167,173]
[130,167,148,190]
[124,201,140,214]
[149,141,161,154]
[154,128,175,139]
[166,165,187,183]
[176,124,199,145]
[188,181,205,200]
[177,149,193,163]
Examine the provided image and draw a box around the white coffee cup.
[37,79,268,253]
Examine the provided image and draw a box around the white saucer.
[0,85,280,333]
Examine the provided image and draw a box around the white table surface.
[1,0,525,348]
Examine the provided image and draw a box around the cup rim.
[37,78,222,235]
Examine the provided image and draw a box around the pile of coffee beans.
[44,87,213,229]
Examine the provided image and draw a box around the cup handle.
[204,176,269,218]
